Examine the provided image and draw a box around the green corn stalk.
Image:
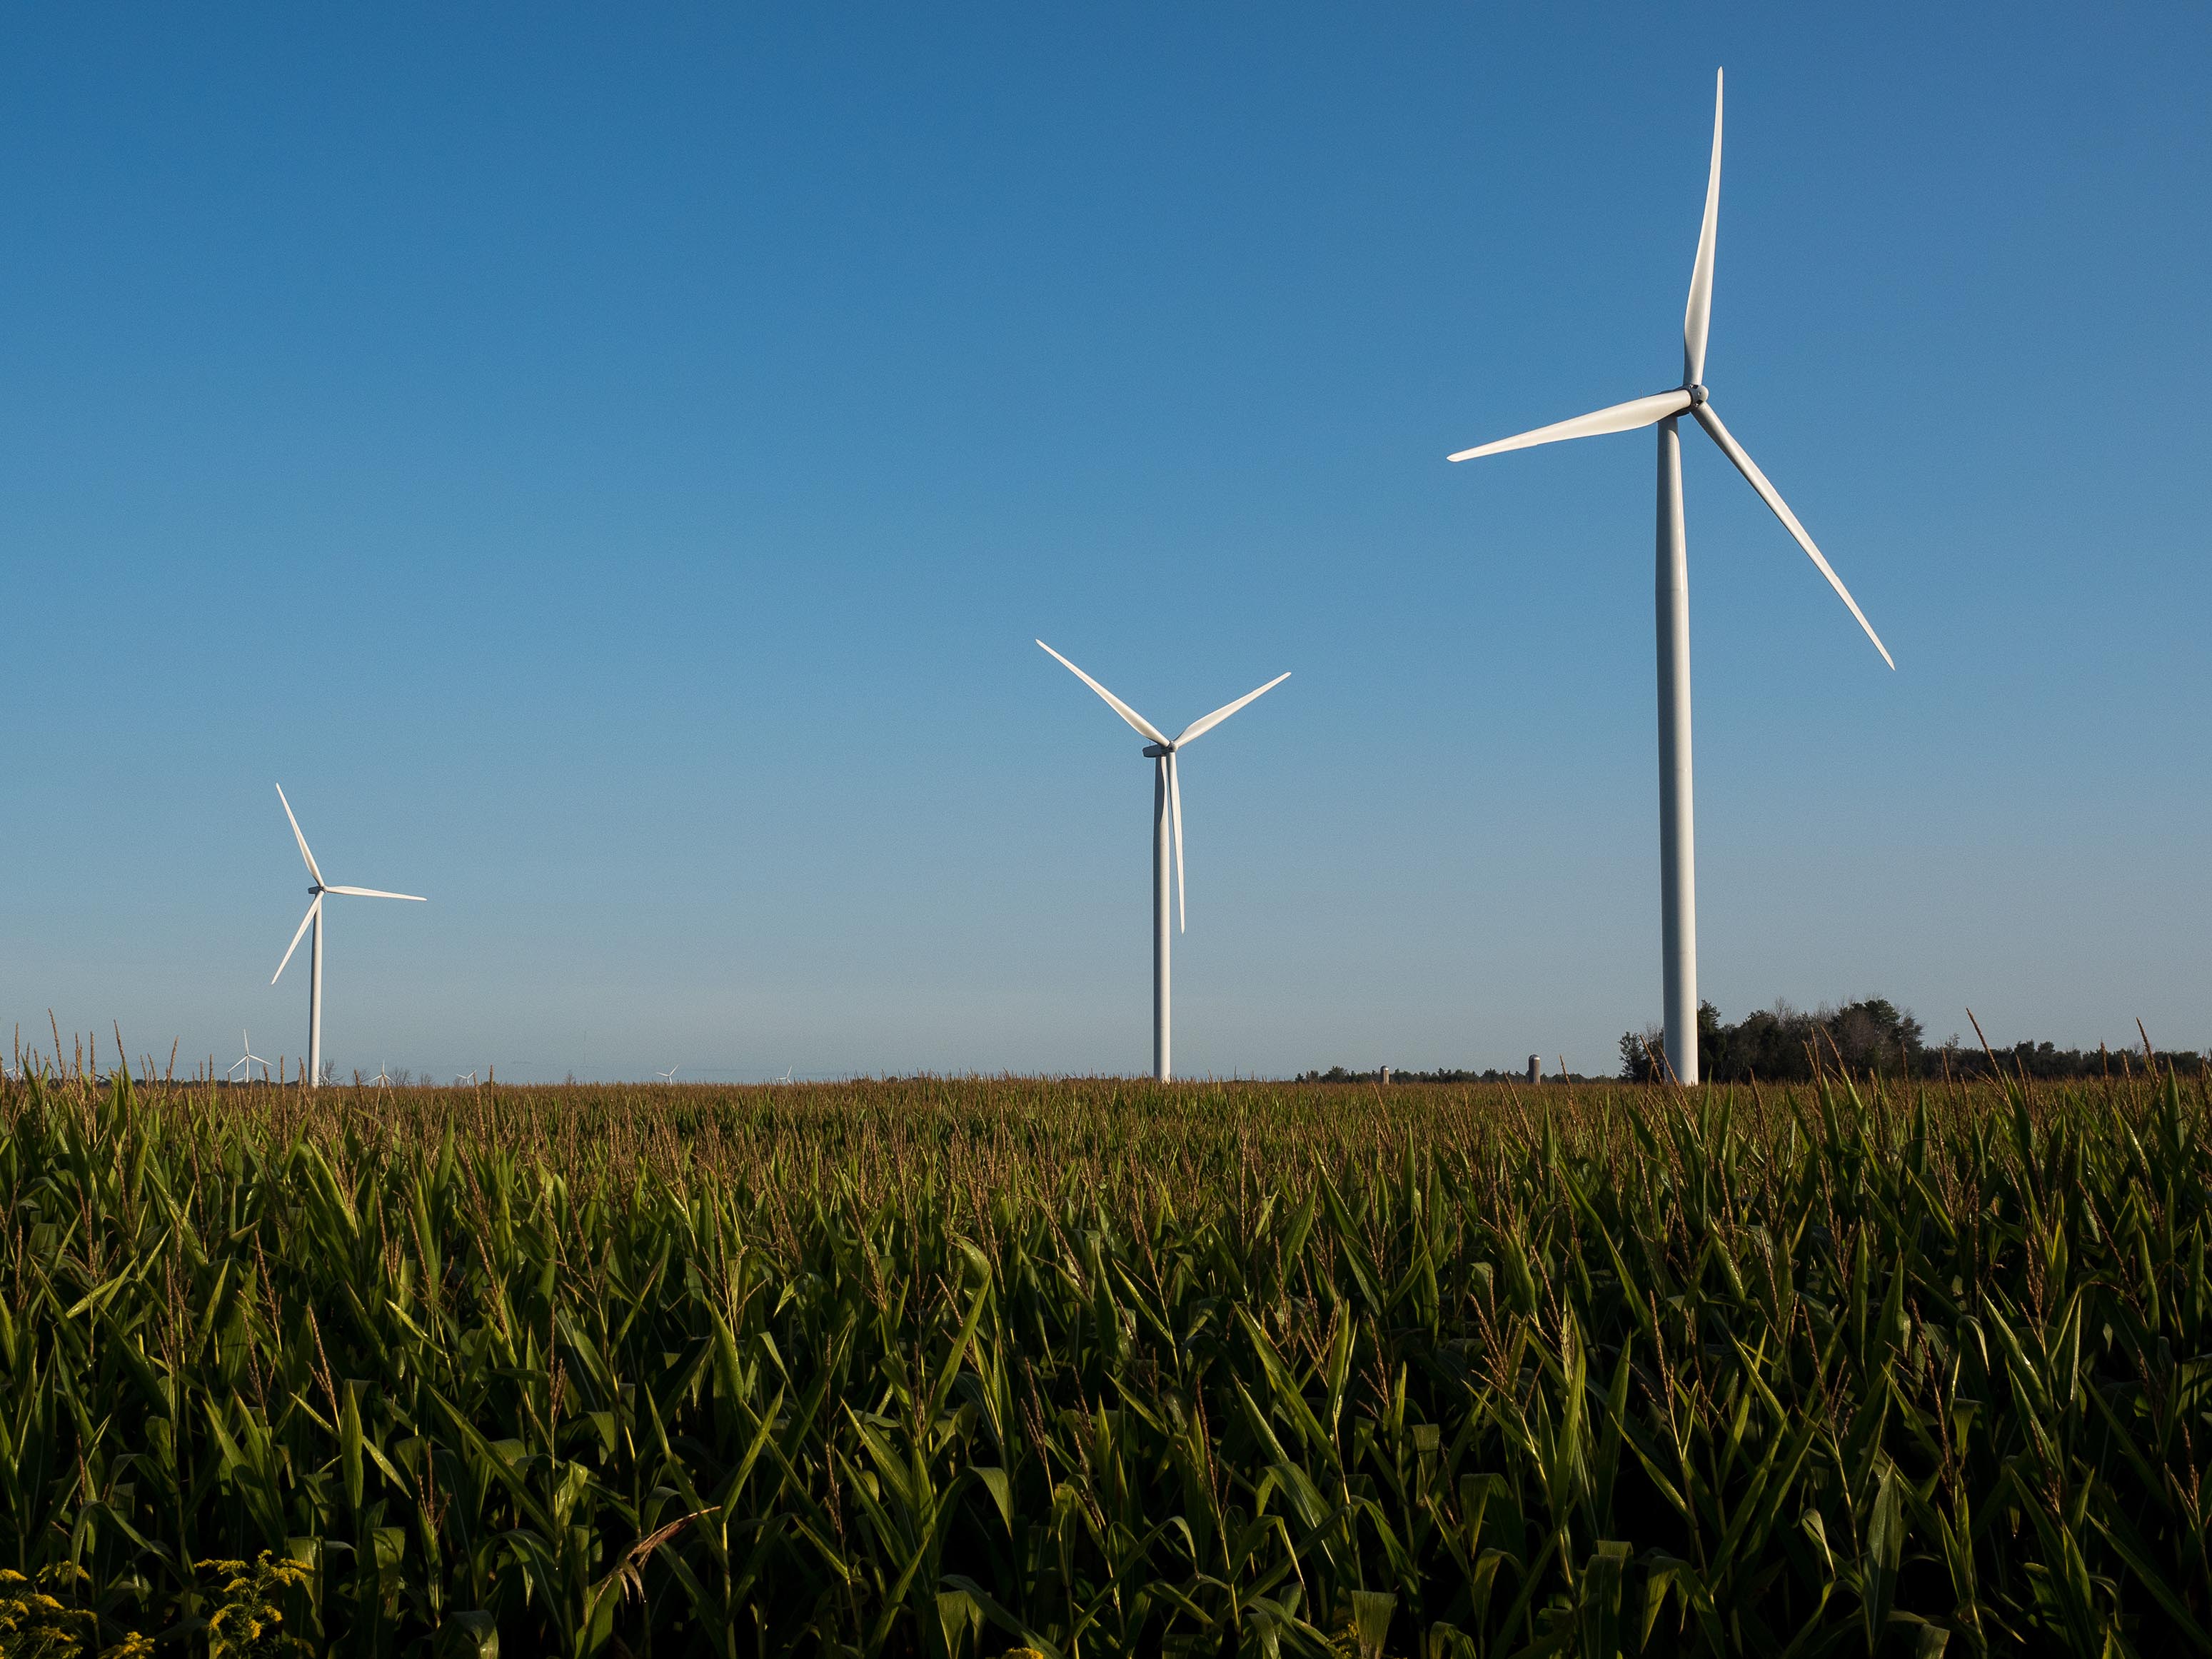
[0,1067,2208,1653]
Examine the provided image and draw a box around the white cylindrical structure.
[1654,417,1700,1084]
[308,903,325,1090]
[1152,754,1172,1082]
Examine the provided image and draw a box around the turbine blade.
[1173,671,1291,746]
[1035,640,1169,745]
[1167,751,1186,932]
[1691,401,1894,668]
[272,896,321,983]
[323,885,428,901]
[1683,68,1723,386]
[1450,389,1693,462]
[275,784,323,885]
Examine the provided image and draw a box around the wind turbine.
[229,1029,267,1085]
[269,785,426,1090]
[656,1067,679,1084]
[1447,69,1891,1085]
[1037,640,1290,1083]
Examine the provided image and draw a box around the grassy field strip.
[1,1071,2206,1655]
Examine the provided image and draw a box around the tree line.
[1619,996,2206,1083]
[1294,1065,1602,1085]
[1294,999,2203,1086]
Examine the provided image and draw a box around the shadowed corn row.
[1,1068,2208,1656]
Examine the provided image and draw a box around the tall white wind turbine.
[1037,640,1290,1082]
[269,785,426,1089]
[229,1030,267,1085]
[1447,69,1891,1084]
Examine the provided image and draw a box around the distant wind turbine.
[269,785,426,1090]
[1037,640,1290,1083]
[229,1030,267,1085]
[657,1067,679,1084]
[1446,69,1891,1084]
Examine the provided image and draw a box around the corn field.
[2,1066,2208,1656]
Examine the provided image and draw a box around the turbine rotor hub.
[1142,743,1172,758]
[1688,384,1709,404]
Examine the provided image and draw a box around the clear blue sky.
[4,5,2206,1081]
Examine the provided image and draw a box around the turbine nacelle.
[271,783,428,983]
[1037,640,1290,936]
[1445,66,1893,672]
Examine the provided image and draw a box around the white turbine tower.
[1037,640,1289,1083]
[229,1030,267,1085]
[269,785,426,1089]
[1447,69,1891,1085]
